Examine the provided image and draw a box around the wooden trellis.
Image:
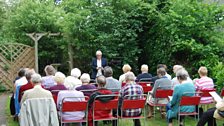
[0,43,35,91]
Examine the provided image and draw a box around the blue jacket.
[167,82,195,119]
[91,58,107,79]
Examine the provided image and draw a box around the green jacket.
[167,82,195,119]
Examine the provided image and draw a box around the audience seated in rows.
[76,73,96,97]
[194,66,215,104]
[147,67,172,118]
[172,65,193,88]
[57,76,85,125]
[88,76,115,126]
[104,66,121,92]
[119,72,143,126]
[20,73,58,126]
[66,68,82,88]
[42,65,56,89]
[166,69,196,126]
[119,64,132,83]
[136,64,152,82]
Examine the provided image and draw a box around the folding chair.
[199,89,216,104]
[60,96,88,126]
[92,95,119,126]
[148,89,173,117]
[178,95,201,125]
[120,94,147,126]
[138,82,153,94]
[139,78,152,82]
[221,88,224,97]
[51,90,62,104]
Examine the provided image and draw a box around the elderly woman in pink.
[195,66,215,104]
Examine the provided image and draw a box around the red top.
[88,88,113,126]
[19,81,34,102]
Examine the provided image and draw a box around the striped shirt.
[195,76,214,104]
[120,82,143,117]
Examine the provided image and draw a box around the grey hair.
[25,69,36,81]
[97,76,106,87]
[80,73,91,83]
[176,69,189,81]
[104,66,113,77]
[125,72,135,82]
[31,73,42,84]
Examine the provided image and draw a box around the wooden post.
[68,42,74,71]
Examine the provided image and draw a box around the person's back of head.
[80,73,91,84]
[54,72,66,84]
[31,73,42,85]
[198,66,208,77]
[141,64,148,73]
[25,69,36,81]
[122,64,132,73]
[176,69,189,82]
[104,66,113,78]
[71,68,81,78]
[173,65,183,74]
[157,68,166,78]
[44,65,56,76]
[97,76,106,87]
[125,72,135,83]
[18,68,26,77]
[64,76,77,90]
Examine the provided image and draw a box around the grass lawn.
[5,97,223,126]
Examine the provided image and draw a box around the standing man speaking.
[91,50,107,79]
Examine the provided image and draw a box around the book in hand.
[209,91,222,102]
[168,96,173,101]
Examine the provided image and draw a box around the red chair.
[138,82,153,94]
[92,95,119,126]
[148,89,173,117]
[221,88,224,97]
[120,94,147,126]
[178,96,201,125]
[51,90,62,104]
[199,89,216,105]
[60,96,88,126]
[122,82,126,87]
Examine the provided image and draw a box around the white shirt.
[165,73,172,80]
[97,59,102,68]
[15,76,28,87]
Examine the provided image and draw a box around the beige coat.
[214,98,224,120]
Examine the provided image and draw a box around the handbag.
[218,110,224,118]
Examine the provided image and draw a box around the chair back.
[139,78,152,82]
[200,89,216,97]
[122,94,146,109]
[51,90,62,103]
[155,89,173,98]
[61,97,88,112]
[93,95,118,111]
[221,88,224,97]
[138,82,152,93]
[180,96,201,106]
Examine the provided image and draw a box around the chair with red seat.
[60,96,89,126]
[138,82,153,94]
[51,90,62,104]
[178,95,201,125]
[198,89,216,107]
[119,94,147,126]
[92,95,119,126]
[148,89,173,117]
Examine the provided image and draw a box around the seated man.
[104,66,121,92]
[136,64,152,82]
[88,76,115,126]
[119,72,143,126]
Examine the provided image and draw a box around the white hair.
[96,50,102,55]
[54,72,66,84]
[141,64,148,72]
[80,73,91,83]
[176,69,189,81]
[173,65,183,73]
[125,72,135,82]
[71,68,81,78]
[64,76,77,90]
[31,73,42,84]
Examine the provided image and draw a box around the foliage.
[212,62,224,92]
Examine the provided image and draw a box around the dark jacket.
[91,58,107,79]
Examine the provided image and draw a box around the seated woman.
[197,97,224,126]
[57,77,85,126]
[49,72,67,95]
[195,66,215,104]
[136,64,152,82]
[88,76,115,126]
[76,73,96,97]
[119,64,132,83]
[166,69,196,126]
[67,68,82,88]
[147,68,172,118]
[42,65,56,89]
